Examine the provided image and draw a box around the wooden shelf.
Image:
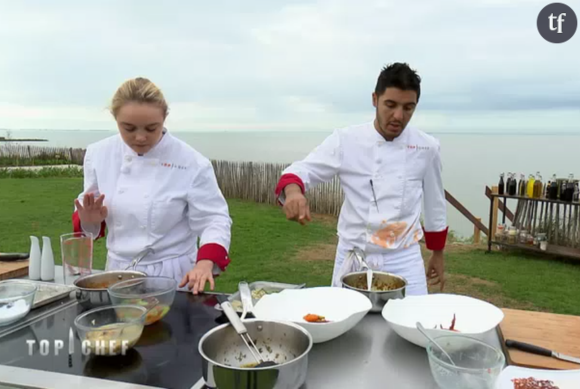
[490,240,580,260]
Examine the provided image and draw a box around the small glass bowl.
[74,304,147,356]
[107,277,177,326]
[427,335,505,389]
[0,280,38,327]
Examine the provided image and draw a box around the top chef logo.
[407,145,430,151]
[160,162,187,170]
[26,329,131,357]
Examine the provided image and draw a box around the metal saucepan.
[199,319,312,389]
[73,248,152,309]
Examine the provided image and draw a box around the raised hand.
[74,193,108,226]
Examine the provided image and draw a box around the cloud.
[0,0,578,131]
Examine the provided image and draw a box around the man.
[274,62,447,296]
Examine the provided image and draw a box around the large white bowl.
[382,293,505,348]
[252,287,372,343]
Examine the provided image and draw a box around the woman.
[72,77,232,295]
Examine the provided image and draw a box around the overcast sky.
[0,0,579,132]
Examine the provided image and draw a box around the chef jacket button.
[377,159,382,164]
[115,221,122,227]
[141,225,146,230]
[118,189,124,194]
[144,194,149,199]
[125,156,132,162]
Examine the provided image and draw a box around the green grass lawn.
[2,177,580,315]
[0,178,336,292]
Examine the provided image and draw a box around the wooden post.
[474,217,481,244]
[491,186,499,241]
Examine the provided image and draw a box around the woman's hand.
[179,260,215,295]
[74,193,108,226]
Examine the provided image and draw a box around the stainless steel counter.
[1,267,505,388]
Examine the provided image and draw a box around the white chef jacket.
[277,121,447,256]
[73,130,232,281]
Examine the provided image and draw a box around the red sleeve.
[422,226,448,251]
[198,243,231,272]
[274,173,305,205]
[72,210,106,240]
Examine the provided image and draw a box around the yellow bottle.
[526,174,535,197]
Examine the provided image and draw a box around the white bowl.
[252,287,372,343]
[382,293,504,348]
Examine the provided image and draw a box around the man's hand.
[282,184,311,225]
[426,251,445,291]
[179,260,215,295]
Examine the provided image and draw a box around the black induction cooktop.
[0,291,232,389]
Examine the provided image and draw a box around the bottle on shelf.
[560,177,568,201]
[565,173,575,202]
[508,173,517,195]
[498,173,505,195]
[526,174,535,198]
[533,173,543,199]
[574,182,579,202]
[548,174,558,200]
[518,174,526,196]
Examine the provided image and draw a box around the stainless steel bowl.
[341,271,407,313]
[73,271,147,309]
[199,319,312,389]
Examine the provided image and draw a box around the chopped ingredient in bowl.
[304,314,329,323]
[349,275,403,291]
[435,313,459,332]
[512,377,560,389]
[144,304,170,325]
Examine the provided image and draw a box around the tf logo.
[537,3,577,43]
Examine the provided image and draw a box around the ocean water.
[5,129,580,238]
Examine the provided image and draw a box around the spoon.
[416,322,456,366]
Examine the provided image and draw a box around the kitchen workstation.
[1,237,579,389]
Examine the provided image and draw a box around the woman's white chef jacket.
[275,122,448,292]
[72,130,232,284]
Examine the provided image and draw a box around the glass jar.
[536,233,547,250]
[495,224,505,242]
[508,227,518,244]
[527,233,535,245]
[519,230,528,244]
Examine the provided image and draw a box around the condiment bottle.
[548,174,558,200]
[498,173,505,195]
[565,173,575,202]
[518,174,526,196]
[28,236,41,280]
[508,173,517,195]
[526,174,535,197]
[40,236,55,281]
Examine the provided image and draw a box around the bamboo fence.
[0,145,345,216]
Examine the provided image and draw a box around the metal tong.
[221,300,275,367]
[347,247,374,291]
[124,247,155,270]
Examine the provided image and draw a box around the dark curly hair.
[374,62,421,102]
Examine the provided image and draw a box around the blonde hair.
[110,77,169,118]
